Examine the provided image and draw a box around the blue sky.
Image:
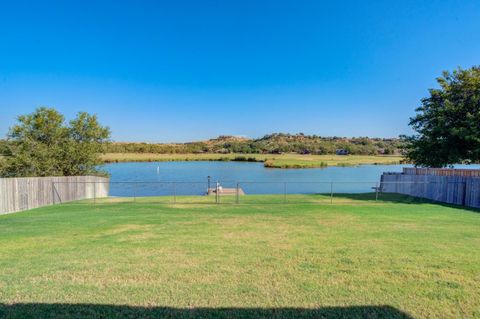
[1,0,479,142]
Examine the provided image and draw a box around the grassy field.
[0,194,479,318]
[100,153,403,168]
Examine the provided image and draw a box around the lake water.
[102,161,414,197]
[102,161,480,197]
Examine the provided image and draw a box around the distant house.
[335,149,349,155]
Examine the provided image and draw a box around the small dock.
[207,188,245,196]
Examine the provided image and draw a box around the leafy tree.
[402,66,480,167]
[0,140,9,155]
[0,107,110,177]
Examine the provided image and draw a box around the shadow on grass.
[331,192,427,204]
[0,304,413,319]
[332,192,480,212]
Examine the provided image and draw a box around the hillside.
[105,133,402,155]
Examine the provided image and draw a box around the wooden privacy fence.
[380,169,480,208]
[0,176,109,214]
[403,167,480,177]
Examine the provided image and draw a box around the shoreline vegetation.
[1,133,404,170]
[100,153,404,168]
[99,134,404,168]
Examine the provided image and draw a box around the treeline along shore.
[106,133,402,155]
[101,134,404,168]
[100,153,403,168]
[1,133,404,169]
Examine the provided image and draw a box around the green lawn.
[1,194,479,318]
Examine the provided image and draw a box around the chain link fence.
[50,180,450,206]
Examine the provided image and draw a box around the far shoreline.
[100,153,404,169]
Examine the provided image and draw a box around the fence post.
[330,181,333,204]
[284,182,287,203]
[93,181,96,205]
[236,182,240,204]
[375,182,379,201]
[52,181,55,205]
[173,182,176,204]
[133,182,137,202]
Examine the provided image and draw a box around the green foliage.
[403,66,480,167]
[106,134,401,156]
[0,107,110,177]
[0,139,9,155]
[232,156,259,162]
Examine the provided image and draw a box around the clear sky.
[1,0,479,142]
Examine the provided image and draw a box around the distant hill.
[105,133,402,155]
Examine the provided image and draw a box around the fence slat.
[381,171,480,208]
[0,176,109,214]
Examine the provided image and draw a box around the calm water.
[102,161,480,197]
[102,161,415,197]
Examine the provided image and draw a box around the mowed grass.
[0,194,479,318]
[100,153,403,168]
